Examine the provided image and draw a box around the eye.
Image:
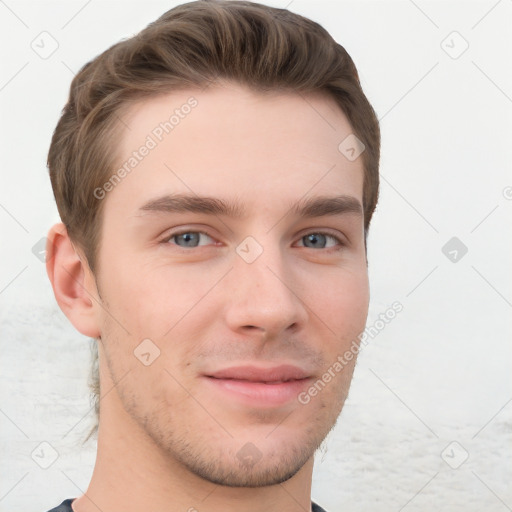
[297,232,342,249]
[165,231,215,248]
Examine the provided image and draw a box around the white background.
[0,1,511,510]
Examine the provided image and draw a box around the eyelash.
[160,229,345,251]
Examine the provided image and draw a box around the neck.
[72,393,314,512]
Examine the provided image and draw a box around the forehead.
[107,82,364,212]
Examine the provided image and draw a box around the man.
[44,1,380,510]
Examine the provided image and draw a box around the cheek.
[308,267,369,339]
[316,261,368,298]
[98,256,224,342]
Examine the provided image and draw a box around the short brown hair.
[48,0,380,441]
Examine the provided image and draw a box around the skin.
[47,82,369,512]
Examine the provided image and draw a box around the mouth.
[202,365,313,407]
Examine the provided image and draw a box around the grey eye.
[299,233,341,249]
[172,232,205,247]
[302,233,327,248]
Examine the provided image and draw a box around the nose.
[223,243,308,340]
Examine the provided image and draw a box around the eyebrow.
[137,193,363,219]
[290,194,363,218]
[138,194,245,217]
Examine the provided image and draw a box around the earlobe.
[46,223,101,338]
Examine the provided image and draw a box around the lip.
[203,365,313,407]
[207,364,310,382]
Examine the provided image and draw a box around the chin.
[183,445,313,488]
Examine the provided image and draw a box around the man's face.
[91,82,369,486]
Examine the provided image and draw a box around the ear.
[46,223,101,338]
